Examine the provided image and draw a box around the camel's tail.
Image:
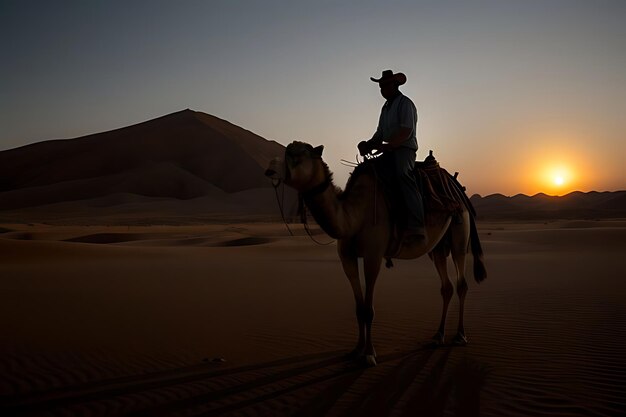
[469,213,487,283]
[446,171,487,283]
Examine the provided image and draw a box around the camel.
[265,141,487,367]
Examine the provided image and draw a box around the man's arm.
[371,127,412,152]
[385,127,412,148]
[358,127,383,156]
[363,126,409,153]
[368,128,383,146]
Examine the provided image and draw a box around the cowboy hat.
[370,70,407,85]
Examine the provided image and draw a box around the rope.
[300,202,335,246]
[272,178,333,245]
[272,179,294,236]
[340,159,358,167]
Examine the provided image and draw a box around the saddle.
[415,150,470,216]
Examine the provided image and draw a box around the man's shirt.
[371,93,418,150]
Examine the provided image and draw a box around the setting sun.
[523,141,593,196]
[538,164,576,195]
[518,132,603,196]
[549,167,570,188]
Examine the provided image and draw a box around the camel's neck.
[301,164,371,240]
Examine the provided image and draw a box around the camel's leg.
[451,214,470,346]
[452,249,468,345]
[339,251,365,358]
[363,255,382,367]
[431,247,453,346]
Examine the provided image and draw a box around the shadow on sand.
[3,346,489,417]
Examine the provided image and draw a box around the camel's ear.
[313,145,324,157]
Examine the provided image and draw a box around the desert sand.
[1,220,625,416]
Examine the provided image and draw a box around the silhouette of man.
[358,70,425,243]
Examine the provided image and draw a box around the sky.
[1,0,625,196]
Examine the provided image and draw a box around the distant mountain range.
[470,191,626,220]
[0,109,623,223]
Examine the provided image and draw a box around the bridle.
[272,152,335,245]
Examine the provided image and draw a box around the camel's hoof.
[427,332,445,348]
[364,355,377,367]
[452,333,468,346]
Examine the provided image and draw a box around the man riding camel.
[358,69,426,244]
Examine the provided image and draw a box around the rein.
[271,177,335,245]
[271,179,294,236]
[300,178,335,246]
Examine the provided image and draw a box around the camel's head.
[265,141,325,191]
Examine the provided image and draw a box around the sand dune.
[0,110,281,194]
[0,110,298,220]
[1,220,625,416]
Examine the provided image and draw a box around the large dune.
[0,110,298,222]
